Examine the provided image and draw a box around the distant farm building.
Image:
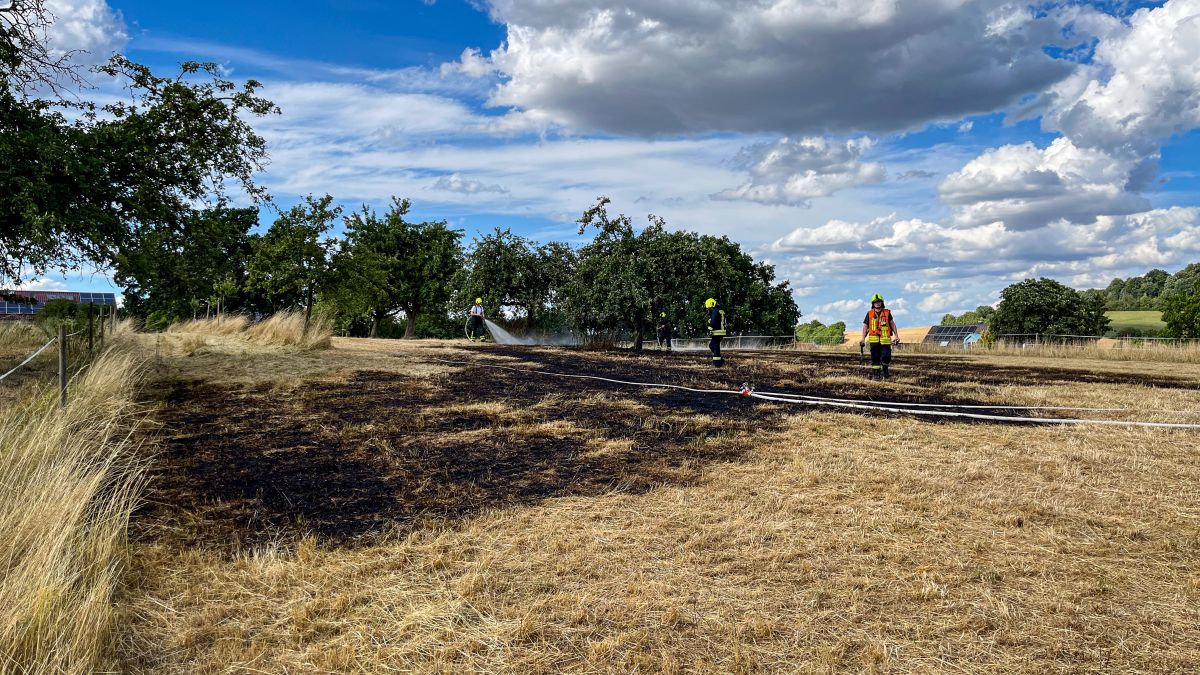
[923,323,987,348]
[0,290,117,321]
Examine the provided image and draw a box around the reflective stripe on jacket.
[866,308,892,344]
[709,308,727,336]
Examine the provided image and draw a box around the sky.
[18,0,1200,327]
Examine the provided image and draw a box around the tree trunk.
[633,316,644,352]
[403,306,417,339]
[303,284,314,336]
[369,310,380,338]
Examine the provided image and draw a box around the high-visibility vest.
[867,308,893,344]
[709,309,726,336]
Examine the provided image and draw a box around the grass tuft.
[166,312,332,350]
[0,342,149,674]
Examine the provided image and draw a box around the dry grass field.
[89,333,1200,673]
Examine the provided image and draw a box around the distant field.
[1106,310,1166,333]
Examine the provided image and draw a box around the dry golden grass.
[0,341,149,674]
[167,314,250,336]
[245,311,333,349]
[113,339,1200,672]
[166,312,332,350]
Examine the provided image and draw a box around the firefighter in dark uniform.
[706,298,726,367]
[656,312,672,351]
[859,293,900,379]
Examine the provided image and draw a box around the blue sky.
[23,0,1200,327]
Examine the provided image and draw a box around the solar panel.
[923,323,986,345]
[1,291,116,316]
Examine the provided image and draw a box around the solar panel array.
[0,292,116,317]
[923,323,987,345]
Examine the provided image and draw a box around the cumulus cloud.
[938,137,1151,230]
[811,298,863,319]
[769,207,1200,282]
[431,173,509,195]
[918,291,964,312]
[713,137,884,206]
[941,1,1199,232]
[1039,0,1200,155]
[46,0,126,65]
[471,0,1079,135]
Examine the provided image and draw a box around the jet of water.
[483,319,533,345]
[484,319,579,346]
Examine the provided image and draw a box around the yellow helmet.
[705,298,717,308]
[660,312,666,318]
[475,297,483,304]
[871,293,884,303]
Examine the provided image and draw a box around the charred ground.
[134,343,1200,552]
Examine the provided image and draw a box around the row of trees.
[941,276,1200,339]
[2,3,796,347]
[939,279,1109,337]
[1100,264,1200,310]
[117,195,800,347]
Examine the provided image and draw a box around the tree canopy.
[334,198,463,338]
[561,198,798,350]
[940,305,995,326]
[2,2,277,287]
[991,278,1110,337]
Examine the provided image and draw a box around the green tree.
[334,198,463,338]
[1161,282,1200,339]
[2,6,277,287]
[114,206,258,318]
[458,228,577,333]
[991,278,1110,337]
[940,305,995,325]
[248,194,341,331]
[1163,263,1200,299]
[562,198,798,350]
[795,320,846,344]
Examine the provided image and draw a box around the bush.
[144,310,177,332]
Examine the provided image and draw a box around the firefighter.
[859,293,900,379]
[467,297,486,341]
[706,298,726,367]
[656,312,672,351]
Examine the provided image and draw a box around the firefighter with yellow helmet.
[467,297,486,341]
[705,297,726,367]
[859,293,900,379]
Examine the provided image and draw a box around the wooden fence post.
[88,304,95,352]
[58,325,68,408]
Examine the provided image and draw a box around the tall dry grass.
[900,339,1200,363]
[166,312,331,350]
[0,343,149,674]
[167,314,250,337]
[245,312,332,350]
[0,322,44,356]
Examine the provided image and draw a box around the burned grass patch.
[136,366,784,551]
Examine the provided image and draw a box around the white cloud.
[918,291,964,312]
[938,137,1150,230]
[769,207,1200,283]
[1039,0,1200,156]
[46,0,126,64]
[475,0,1079,135]
[940,1,1200,233]
[713,136,884,206]
[958,121,973,134]
[810,298,863,322]
[431,173,509,195]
